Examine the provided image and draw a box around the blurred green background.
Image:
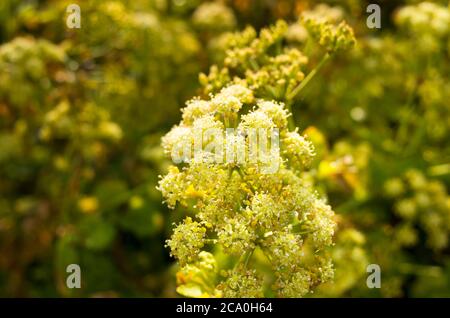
[0,0,449,297]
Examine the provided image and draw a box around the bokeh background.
[0,0,449,297]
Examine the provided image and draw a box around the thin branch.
[287,52,331,101]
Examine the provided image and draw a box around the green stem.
[244,249,254,269]
[249,58,259,71]
[285,100,295,131]
[237,167,246,179]
[224,114,230,128]
[395,78,418,148]
[276,39,282,55]
[296,229,315,235]
[237,167,256,193]
[287,52,331,101]
[233,252,247,270]
[232,249,255,272]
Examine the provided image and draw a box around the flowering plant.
[159,17,356,297]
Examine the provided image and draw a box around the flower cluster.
[303,17,356,54]
[192,2,237,33]
[302,4,345,24]
[384,170,450,251]
[395,2,450,37]
[199,17,355,104]
[166,217,206,266]
[157,19,351,297]
[0,37,65,107]
[217,266,264,298]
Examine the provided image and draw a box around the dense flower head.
[384,170,450,251]
[192,2,237,33]
[217,214,257,255]
[161,125,193,162]
[302,4,344,24]
[282,130,315,169]
[274,268,312,297]
[395,2,450,36]
[256,100,290,129]
[181,99,213,125]
[211,91,243,114]
[303,18,356,53]
[238,110,275,130]
[219,84,255,104]
[159,86,336,296]
[158,21,341,297]
[217,266,264,298]
[165,217,206,266]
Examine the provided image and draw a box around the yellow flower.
[185,184,206,199]
[78,196,99,214]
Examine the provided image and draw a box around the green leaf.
[80,216,116,251]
